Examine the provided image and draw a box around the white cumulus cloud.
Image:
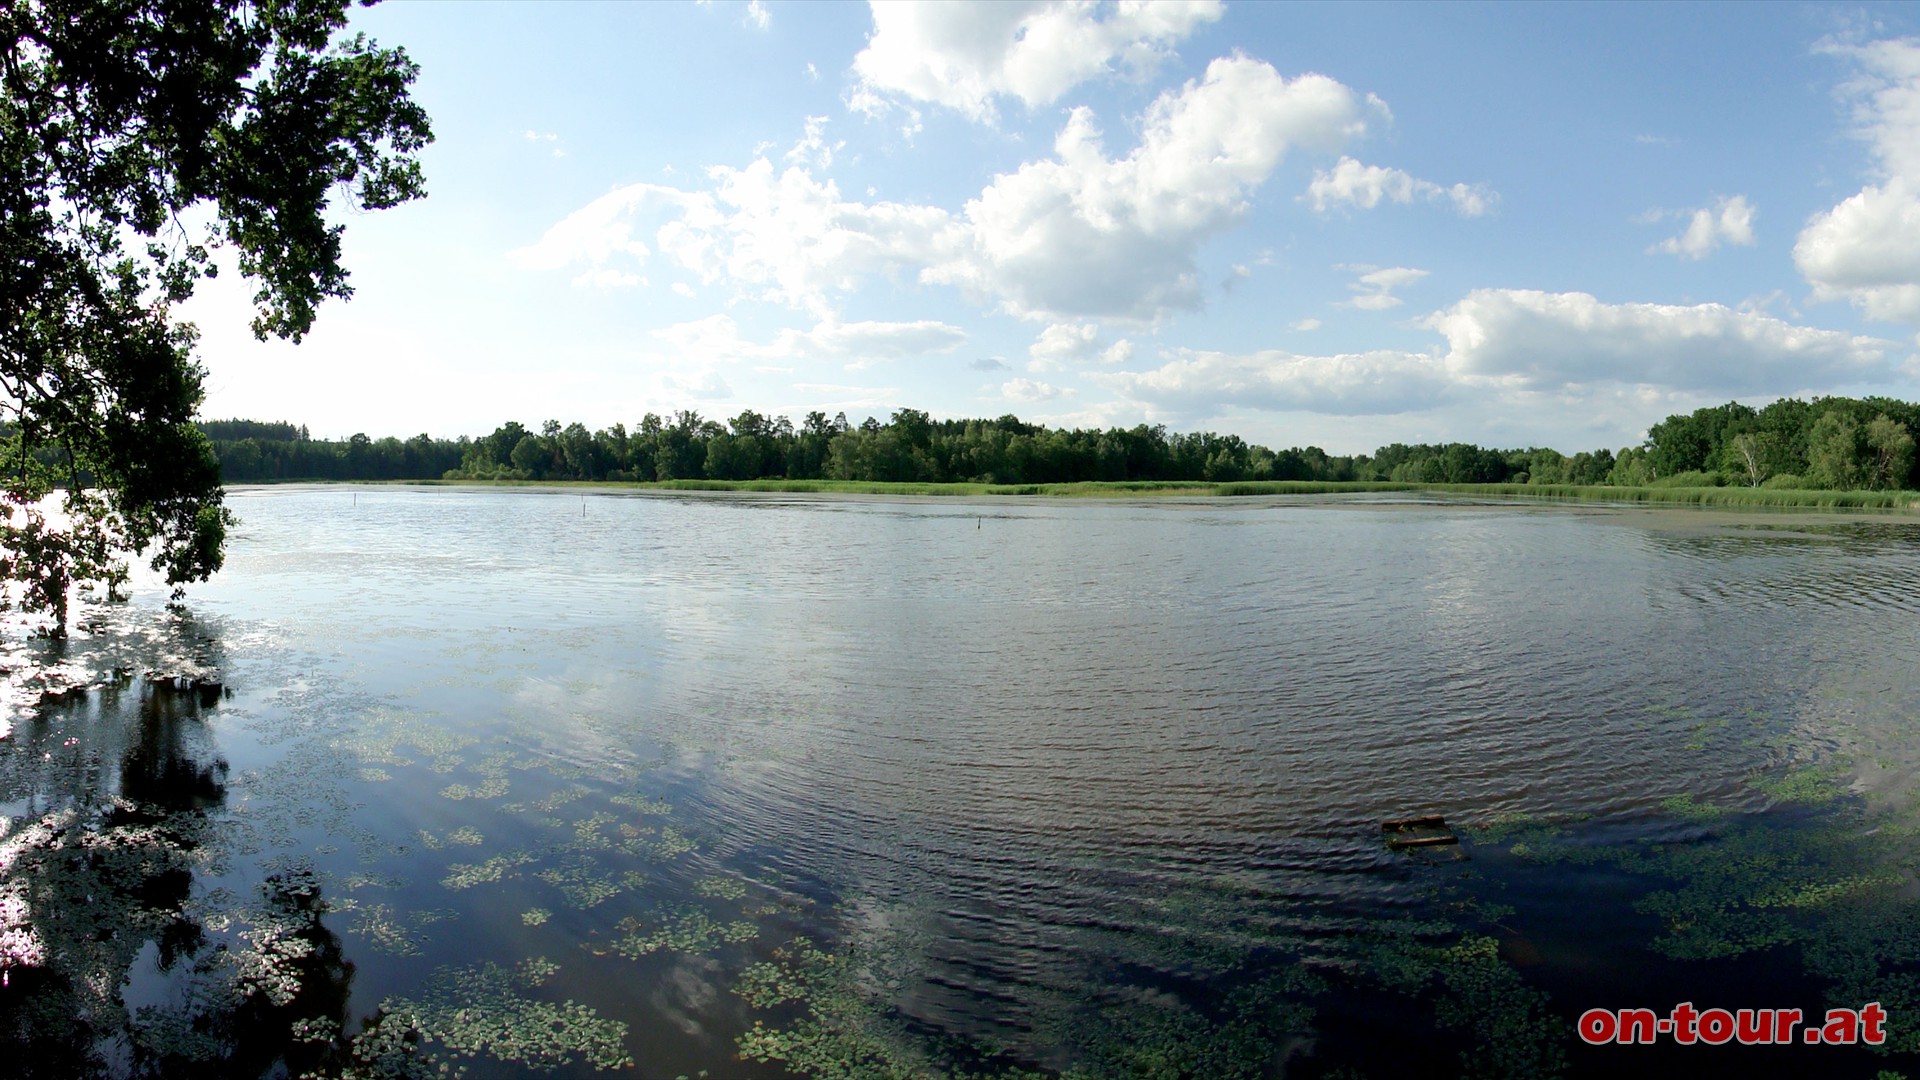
[1796,37,1920,323]
[931,55,1385,319]
[511,186,657,271]
[1649,195,1756,259]
[1099,348,1455,416]
[652,314,966,363]
[1002,377,1074,403]
[1026,321,1135,371]
[1100,290,1896,428]
[517,57,1382,323]
[1425,289,1889,393]
[851,0,1224,124]
[512,164,956,316]
[1343,266,1428,311]
[1304,156,1494,217]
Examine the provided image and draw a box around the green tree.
[1863,415,1914,491]
[1608,447,1652,486]
[1723,431,1775,487]
[1,0,431,630]
[1806,411,1862,490]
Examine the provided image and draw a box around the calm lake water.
[2,487,1918,1078]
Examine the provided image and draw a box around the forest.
[198,396,1920,491]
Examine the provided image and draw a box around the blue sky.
[184,1,1920,454]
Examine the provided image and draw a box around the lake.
[1,486,1916,1078]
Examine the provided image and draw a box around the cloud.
[797,318,967,358]
[1303,157,1494,217]
[1342,266,1428,310]
[1099,348,1455,416]
[968,356,1009,371]
[1292,317,1321,331]
[1649,195,1756,259]
[783,382,903,416]
[1026,321,1135,371]
[1796,37,1920,323]
[512,164,956,316]
[785,115,843,170]
[744,0,770,30]
[1798,178,1920,321]
[572,269,646,289]
[651,314,966,363]
[511,186,657,271]
[1425,289,1890,393]
[519,57,1383,323]
[1100,289,1897,427]
[663,370,734,399]
[929,55,1385,320]
[1028,321,1099,369]
[1002,377,1074,403]
[850,0,1224,124]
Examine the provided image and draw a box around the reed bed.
[318,476,1920,510]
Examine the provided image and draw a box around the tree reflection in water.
[0,648,365,1079]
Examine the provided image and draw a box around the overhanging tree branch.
[0,0,431,632]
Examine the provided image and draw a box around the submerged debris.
[145,670,228,707]
[1382,815,1459,849]
[1383,815,1468,861]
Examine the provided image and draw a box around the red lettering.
[1574,1002,1873,1046]
[1578,1009,1617,1045]
[1671,1002,1699,1044]
[1619,1008,1658,1045]
[1861,1002,1886,1045]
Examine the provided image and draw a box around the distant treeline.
[198,396,1920,491]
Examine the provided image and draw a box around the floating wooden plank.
[1383,815,1460,851]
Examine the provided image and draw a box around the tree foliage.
[201,395,1920,497]
[1,0,430,629]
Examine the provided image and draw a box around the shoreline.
[222,477,1920,512]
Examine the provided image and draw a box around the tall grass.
[1211,481,1421,496]
[1413,483,1920,509]
[323,476,1920,510]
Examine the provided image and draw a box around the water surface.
[1,487,1916,1078]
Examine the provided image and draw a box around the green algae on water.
[371,957,633,1073]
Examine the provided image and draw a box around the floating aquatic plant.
[437,777,509,801]
[694,875,747,901]
[535,859,635,909]
[599,907,757,959]
[375,957,633,1073]
[610,792,672,815]
[347,903,458,958]
[1659,793,1729,822]
[336,708,473,772]
[441,852,534,891]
